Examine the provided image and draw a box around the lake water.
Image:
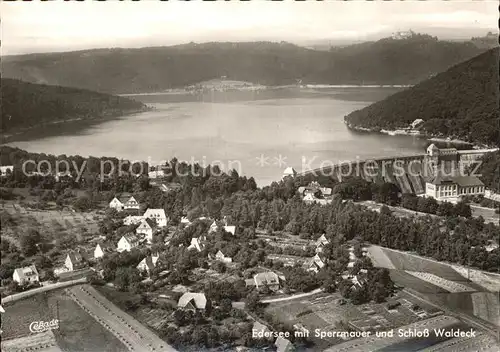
[7,87,430,185]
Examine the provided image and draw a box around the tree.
[454,201,472,218]
[244,291,260,311]
[20,229,42,256]
[72,195,93,211]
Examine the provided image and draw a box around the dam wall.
[297,148,497,194]
[299,154,429,194]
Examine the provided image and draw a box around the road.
[2,278,87,304]
[66,285,176,352]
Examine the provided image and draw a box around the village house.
[209,218,236,236]
[123,215,145,226]
[94,242,115,259]
[160,182,182,192]
[252,322,271,339]
[298,181,333,205]
[246,271,282,291]
[143,208,168,227]
[180,217,191,225]
[64,252,86,272]
[136,218,158,243]
[425,174,485,202]
[410,119,424,129]
[13,265,39,285]
[209,220,218,233]
[0,165,14,177]
[117,233,142,252]
[136,254,160,275]
[315,234,330,253]
[215,250,232,263]
[109,194,140,212]
[342,274,367,290]
[148,167,166,179]
[275,336,294,352]
[188,235,206,252]
[307,253,326,273]
[177,292,208,311]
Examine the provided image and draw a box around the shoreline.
[119,84,412,97]
[343,122,493,148]
[0,107,152,145]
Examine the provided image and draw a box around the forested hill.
[344,48,499,147]
[0,79,147,134]
[2,34,485,94]
[477,151,500,192]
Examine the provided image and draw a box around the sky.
[1,0,497,55]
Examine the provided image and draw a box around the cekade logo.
[29,319,59,333]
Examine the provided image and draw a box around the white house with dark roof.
[109,194,139,212]
[137,254,159,274]
[65,252,86,271]
[247,271,282,291]
[316,234,329,253]
[180,217,191,225]
[117,233,141,252]
[177,292,207,310]
[94,242,115,259]
[215,250,232,263]
[143,208,168,227]
[13,265,39,285]
[188,236,206,252]
[136,218,158,243]
[307,253,326,273]
[224,225,236,236]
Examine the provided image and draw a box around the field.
[1,288,126,352]
[265,290,441,350]
[96,285,175,332]
[1,331,62,352]
[1,202,103,243]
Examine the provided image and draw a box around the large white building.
[425,175,485,202]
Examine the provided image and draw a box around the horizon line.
[2,30,496,57]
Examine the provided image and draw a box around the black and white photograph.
[0,1,499,351]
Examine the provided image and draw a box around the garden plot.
[1,331,62,352]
